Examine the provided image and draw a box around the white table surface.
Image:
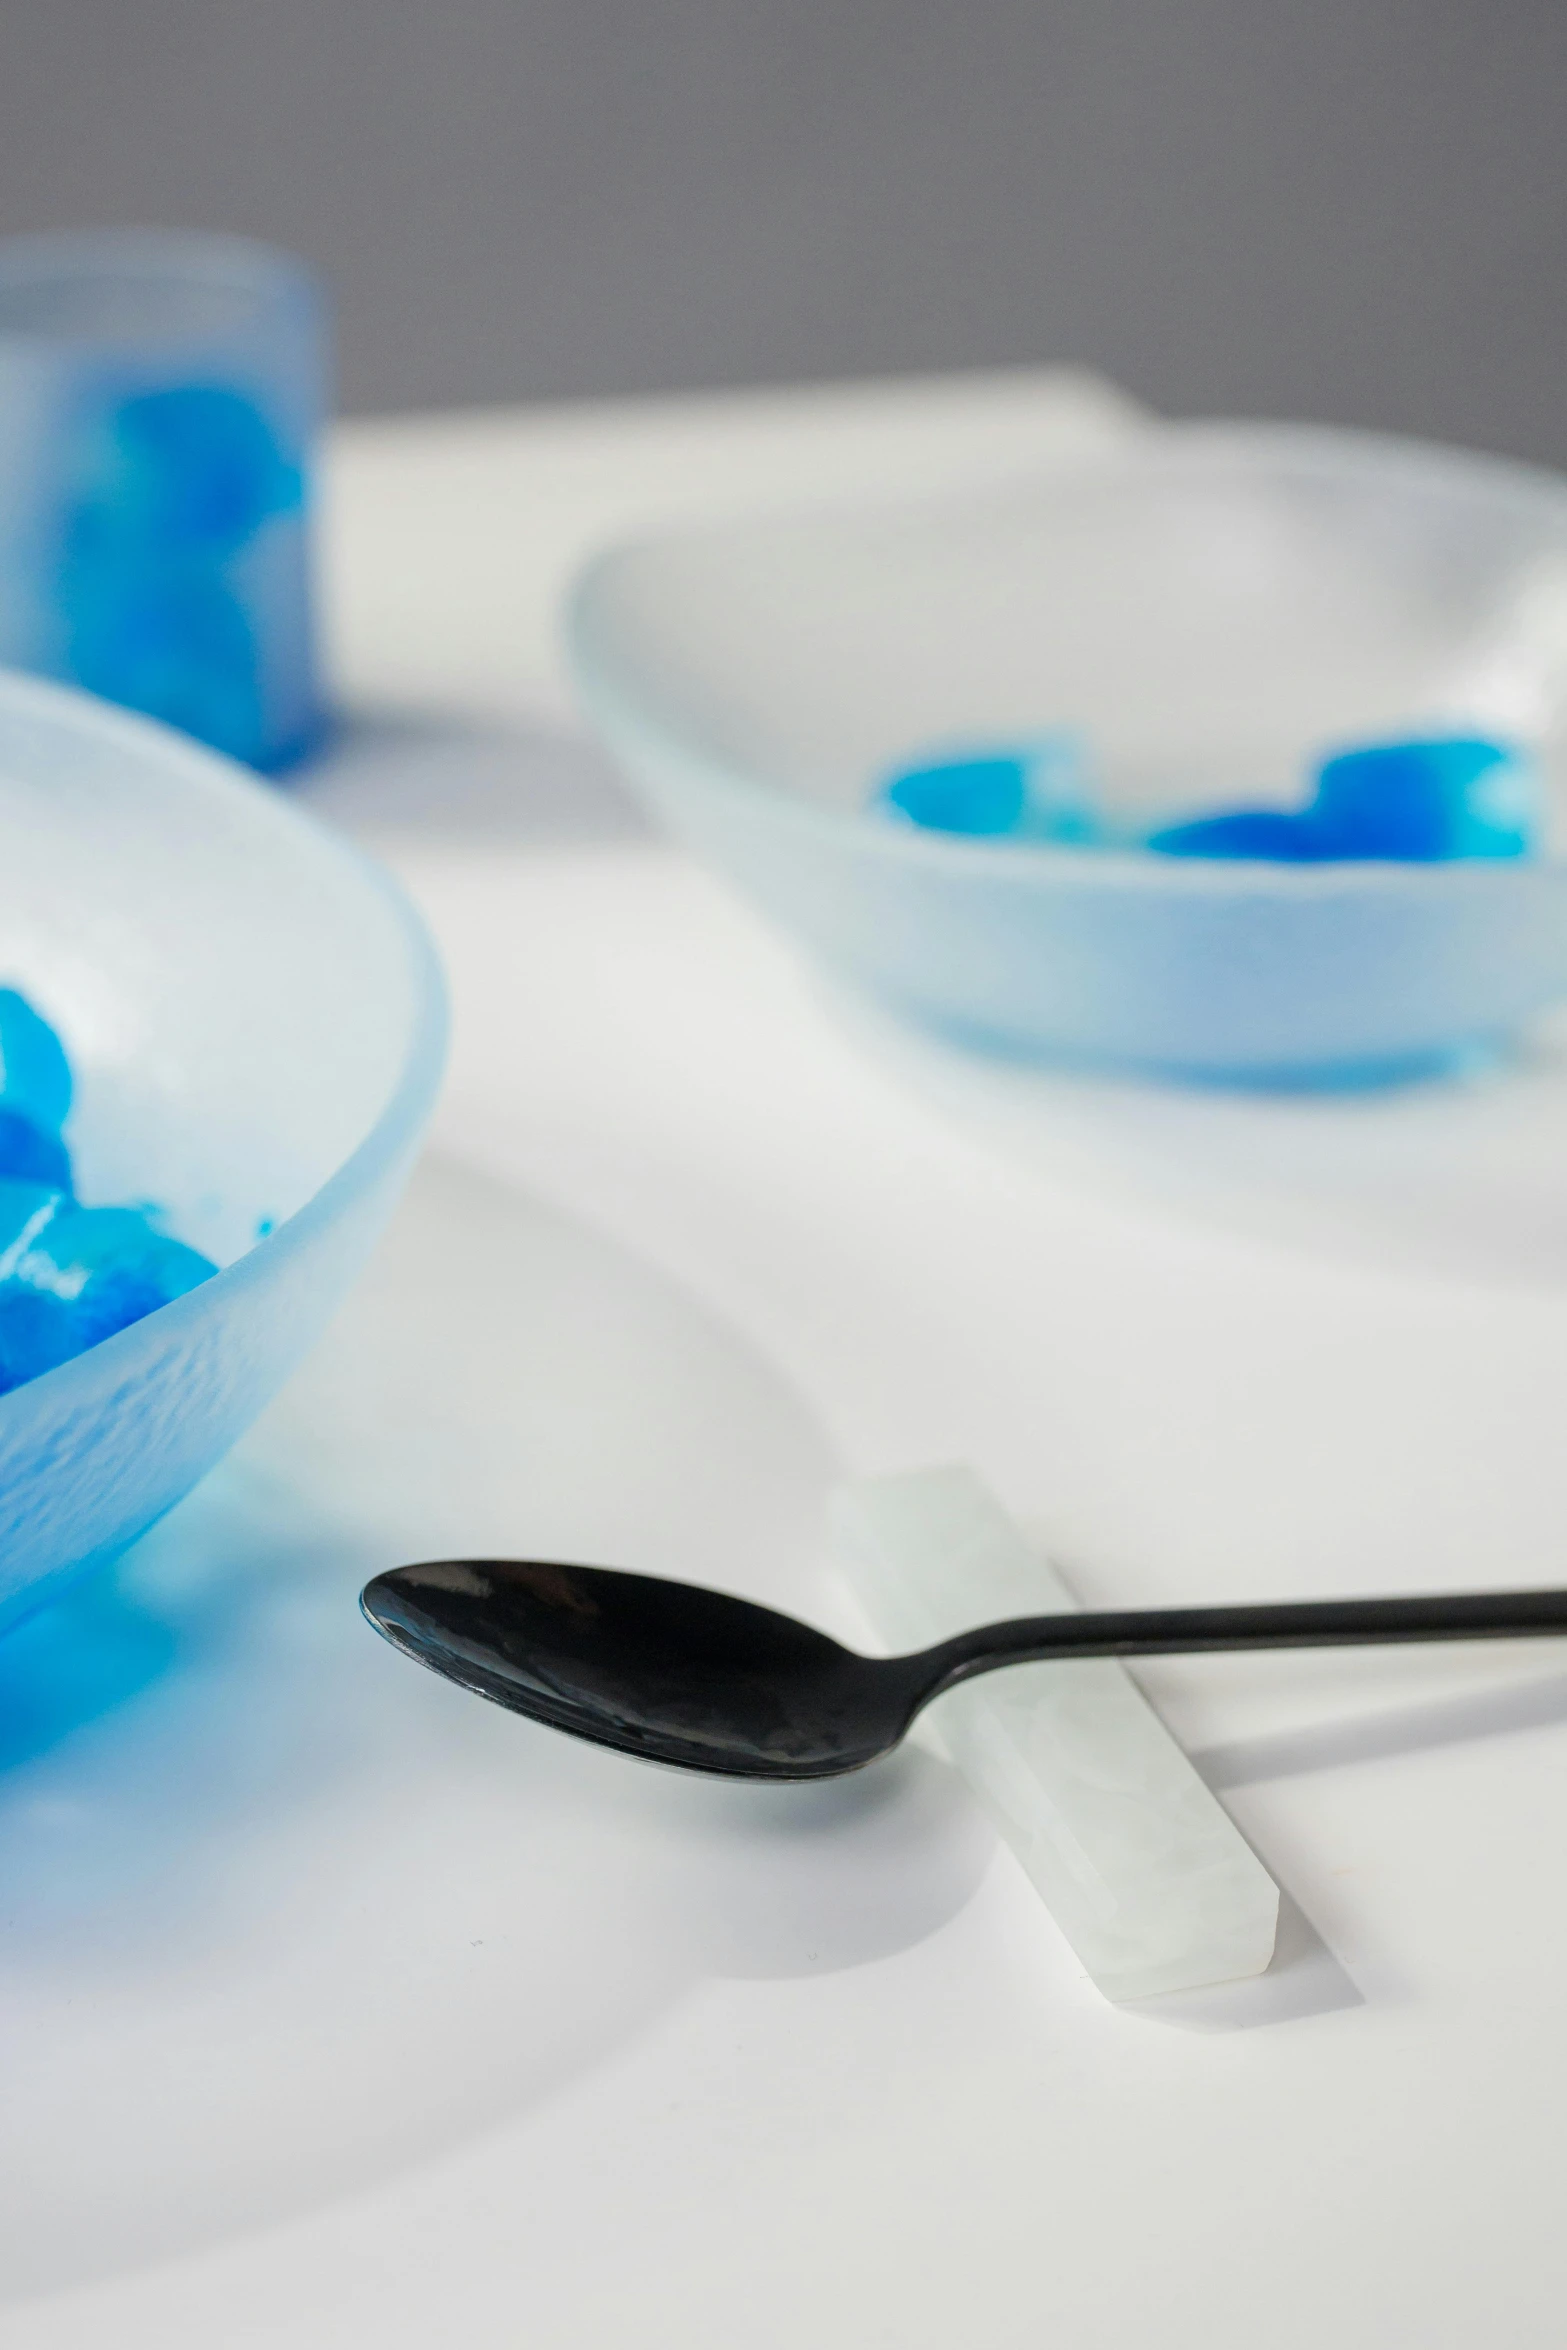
[13,369,1567,2349]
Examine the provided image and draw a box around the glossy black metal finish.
[361,1557,930,1777]
[361,1560,1567,1782]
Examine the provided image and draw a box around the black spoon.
[360,1558,1567,1782]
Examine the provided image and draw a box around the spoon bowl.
[361,1557,927,1778]
[362,1557,1567,1782]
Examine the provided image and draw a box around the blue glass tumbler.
[0,230,327,771]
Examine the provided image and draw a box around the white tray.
[14,370,1567,2347]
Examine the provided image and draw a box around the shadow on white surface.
[295,704,654,845]
[0,1572,178,1779]
[831,985,1567,1291]
[1191,1668,1567,1790]
[1138,1665,1567,2032]
[603,1736,982,1979]
[1133,1890,1364,2033]
[0,1156,989,2309]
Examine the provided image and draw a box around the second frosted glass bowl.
[0,671,446,1638]
[568,424,1567,1085]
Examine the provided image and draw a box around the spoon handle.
[925,1585,1567,1693]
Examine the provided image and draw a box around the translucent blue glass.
[0,231,327,771]
[0,670,446,1638]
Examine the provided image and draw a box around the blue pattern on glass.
[59,386,302,769]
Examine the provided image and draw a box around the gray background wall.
[2,0,1565,463]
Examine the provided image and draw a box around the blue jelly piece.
[0,1109,71,1192]
[1145,809,1333,862]
[61,559,266,768]
[99,386,300,552]
[881,754,1028,835]
[18,1203,217,1339]
[0,1199,217,1393]
[0,988,71,1131]
[875,738,1099,843]
[1309,737,1536,862]
[0,1186,71,1392]
[55,385,295,767]
[0,1288,71,1394]
[0,1180,65,1259]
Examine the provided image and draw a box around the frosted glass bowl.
[568,424,1567,1084]
[0,671,446,1637]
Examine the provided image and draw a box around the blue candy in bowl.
[568,425,1567,1085]
[0,671,445,1638]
